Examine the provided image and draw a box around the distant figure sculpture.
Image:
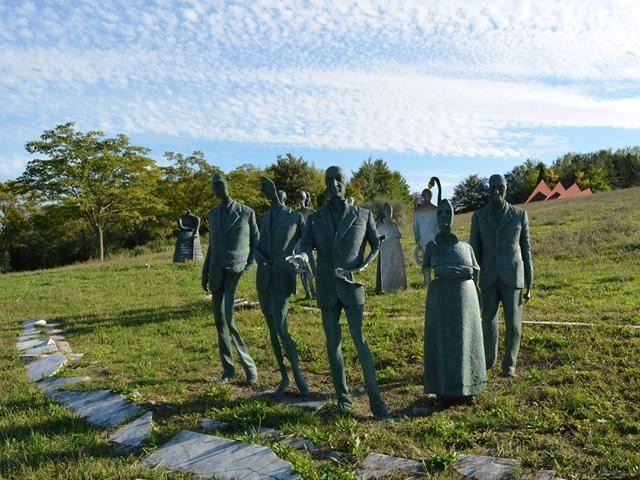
[292,166,388,418]
[346,196,355,206]
[423,199,486,406]
[256,177,309,396]
[202,173,259,384]
[294,190,316,300]
[375,202,407,293]
[173,209,203,262]
[470,174,533,378]
[278,190,287,206]
[413,177,441,285]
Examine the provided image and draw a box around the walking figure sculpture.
[256,177,309,396]
[290,166,389,418]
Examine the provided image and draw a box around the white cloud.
[0,0,639,175]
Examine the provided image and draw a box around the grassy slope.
[1,188,639,479]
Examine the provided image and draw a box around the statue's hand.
[435,265,473,280]
[524,287,531,302]
[335,267,364,286]
[254,249,268,265]
[286,254,309,273]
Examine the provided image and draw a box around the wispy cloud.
[1,0,639,174]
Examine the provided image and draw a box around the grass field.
[1,188,639,479]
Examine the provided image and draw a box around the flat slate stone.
[23,319,45,329]
[36,376,90,395]
[356,452,423,479]
[141,430,300,480]
[281,435,318,452]
[109,411,153,452]
[17,338,54,351]
[25,352,67,381]
[253,393,330,412]
[45,322,62,329]
[21,341,58,359]
[454,454,520,480]
[51,389,144,428]
[18,331,42,340]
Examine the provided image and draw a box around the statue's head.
[325,166,346,201]
[295,190,306,207]
[421,188,433,205]
[212,173,229,200]
[278,190,287,205]
[488,174,507,207]
[437,199,454,234]
[383,202,393,221]
[186,208,192,215]
[259,176,279,204]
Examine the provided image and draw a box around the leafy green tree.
[0,182,33,272]
[226,164,271,218]
[159,150,221,235]
[350,158,412,205]
[18,122,163,261]
[504,159,541,204]
[265,154,325,208]
[451,175,489,213]
[604,147,640,189]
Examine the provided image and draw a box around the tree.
[0,182,32,272]
[18,123,163,261]
[451,175,489,213]
[265,154,325,207]
[504,159,540,204]
[226,164,271,219]
[350,158,412,204]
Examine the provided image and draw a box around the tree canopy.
[451,175,489,213]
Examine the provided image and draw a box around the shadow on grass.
[61,301,210,336]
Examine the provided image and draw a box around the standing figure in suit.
[202,173,259,384]
[470,174,533,378]
[294,166,388,418]
[295,190,316,300]
[256,176,309,396]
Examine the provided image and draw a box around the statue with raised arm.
[423,199,486,408]
[202,173,259,384]
[291,166,388,418]
[256,177,309,396]
[470,174,533,378]
[375,202,407,293]
[294,190,316,300]
[173,209,203,262]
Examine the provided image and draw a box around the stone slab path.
[141,430,300,480]
[25,352,67,381]
[50,389,144,428]
[355,452,423,479]
[109,411,154,452]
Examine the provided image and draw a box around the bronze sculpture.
[173,209,203,262]
[423,199,486,405]
[256,177,309,396]
[292,166,388,418]
[202,173,259,384]
[470,174,533,377]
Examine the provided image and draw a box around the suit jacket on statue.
[469,203,533,290]
[202,200,259,292]
[256,206,304,296]
[302,203,380,308]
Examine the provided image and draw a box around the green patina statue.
[292,166,388,419]
[202,173,259,384]
[423,199,486,406]
[470,174,533,378]
[256,176,309,396]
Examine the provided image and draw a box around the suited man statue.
[470,174,533,378]
[202,173,259,384]
[295,166,388,418]
[256,176,309,396]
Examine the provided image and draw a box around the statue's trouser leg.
[275,296,308,394]
[321,304,352,410]
[223,270,257,378]
[481,283,501,370]
[213,280,235,377]
[259,290,288,387]
[344,304,388,418]
[500,284,523,372]
[300,272,311,299]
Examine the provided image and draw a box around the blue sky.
[1,0,639,198]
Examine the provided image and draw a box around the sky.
[1,0,640,198]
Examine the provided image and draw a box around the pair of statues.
[421,174,533,408]
[201,168,388,418]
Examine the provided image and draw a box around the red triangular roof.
[526,179,552,203]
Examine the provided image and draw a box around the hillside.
[1,187,639,479]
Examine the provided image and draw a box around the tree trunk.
[97,226,104,262]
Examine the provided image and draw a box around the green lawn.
[1,188,639,479]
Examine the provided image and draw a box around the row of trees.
[1,123,412,272]
[452,147,640,212]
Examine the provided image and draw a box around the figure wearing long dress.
[294,190,316,300]
[375,202,407,293]
[423,199,486,406]
[413,188,438,285]
[173,209,203,262]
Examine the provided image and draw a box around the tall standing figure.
[294,166,388,418]
[295,190,316,300]
[256,177,309,396]
[202,173,259,384]
[470,174,533,377]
